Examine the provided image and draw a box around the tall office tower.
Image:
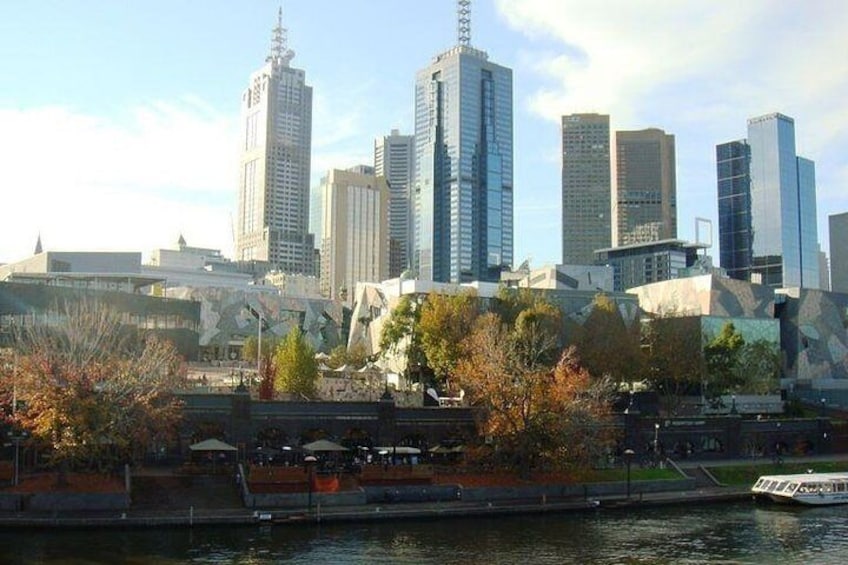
[235,10,315,275]
[716,113,819,288]
[829,212,848,293]
[613,128,677,246]
[319,169,389,303]
[412,2,513,283]
[561,113,612,265]
[375,129,414,278]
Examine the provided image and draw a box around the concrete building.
[502,263,614,293]
[716,113,820,289]
[319,168,389,303]
[375,129,414,278]
[595,239,707,292]
[613,128,676,246]
[235,10,315,276]
[413,10,513,283]
[561,113,612,265]
[829,212,848,293]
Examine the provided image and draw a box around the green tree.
[419,290,479,389]
[703,322,745,398]
[327,342,368,370]
[736,339,781,394]
[1,301,186,474]
[274,327,319,398]
[379,295,425,377]
[574,293,643,383]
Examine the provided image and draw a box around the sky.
[1,0,847,271]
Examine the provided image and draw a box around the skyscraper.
[412,3,513,283]
[235,10,315,275]
[375,129,414,277]
[613,128,676,246]
[716,113,819,288]
[561,113,611,265]
[319,168,389,304]
[829,212,848,293]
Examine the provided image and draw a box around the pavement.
[3,454,848,529]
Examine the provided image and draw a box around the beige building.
[319,169,389,303]
[613,128,677,246]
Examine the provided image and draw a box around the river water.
[1,502,847,564]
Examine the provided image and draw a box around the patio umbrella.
[302,439,349,452]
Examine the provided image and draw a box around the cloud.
[0,99,238,263]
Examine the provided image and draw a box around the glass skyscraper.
[413,43,513,283]
[716,113,819,288]
[375,130,414,278]
[235,11,315,275]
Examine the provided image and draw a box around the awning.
[190,438,238,452]
[374,446,421,455]
[302,439,349,452]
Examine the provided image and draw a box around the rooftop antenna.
[457,0,471,46]
[268,6,295,66]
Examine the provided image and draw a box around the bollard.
[190,505,194,527]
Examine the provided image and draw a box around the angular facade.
[375,129,414,278]
[613,128,676,246]
[716,113,819,289]
[413,44,513,283]
[561,113,612,265]
[595,239,706,292]
[235,11,315,275]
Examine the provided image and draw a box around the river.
[1,501,847,564]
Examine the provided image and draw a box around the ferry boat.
[752,472,848,505]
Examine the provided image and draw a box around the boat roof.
[757,472,848,482]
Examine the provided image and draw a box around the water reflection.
[2,503,848,564]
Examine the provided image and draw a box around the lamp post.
[653,422,660,465]
[624,448,635,499]
[821,398,827,418]
[304,455,317,512]
[7,431,27,487]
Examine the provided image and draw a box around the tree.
[643,315,704,415]
[327,342,368,370]
[456,311,615,476]
[736,340,781,394]
[703,322,745,398]
[573,293,643,383]
[419,290,479,389]
[274,327,319,398]
[379,295,425,377]
[1,301,186,473]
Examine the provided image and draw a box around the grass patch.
[707,461,848,486]
[582,467,680,482]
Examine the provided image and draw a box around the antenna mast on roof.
[457,0,471,46]
[268,6,295,66]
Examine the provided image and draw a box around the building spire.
[268,6,295,66]
[34,232,43,255]
[457,0,471,46]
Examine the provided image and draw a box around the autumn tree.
[274,327,319,398]
[573,293,644,383]
[643,315,704,415]
[419,290,479,389]
[327,342,368,370]
[456,311,614,476]
[1,301,186,473]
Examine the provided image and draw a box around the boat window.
[786,483,799,493]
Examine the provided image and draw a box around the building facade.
[235,11,315,275]
[829,212,848,293]
[716,113,819,289]
[561,113,612,265]
[319,168,389,303]
[595,239,707,292]
[613,128,676,246]
[375,130,414,278]
[413,36,513,283]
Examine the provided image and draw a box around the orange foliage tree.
[1,301,186,473]
[456,309,615,476]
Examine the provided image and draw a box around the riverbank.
[0,485,751,529]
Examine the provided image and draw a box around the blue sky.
[1,0,847,272]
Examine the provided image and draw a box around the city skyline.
[1,1,847,272]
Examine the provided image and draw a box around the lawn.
[707,461,848,486]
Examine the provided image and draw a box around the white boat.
[752,472,848,505]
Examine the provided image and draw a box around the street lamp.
[653,423,660,464]
[624,449,635,499]
[7,431,27,487]
[821,398,827,418]
[304,455,317,512]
